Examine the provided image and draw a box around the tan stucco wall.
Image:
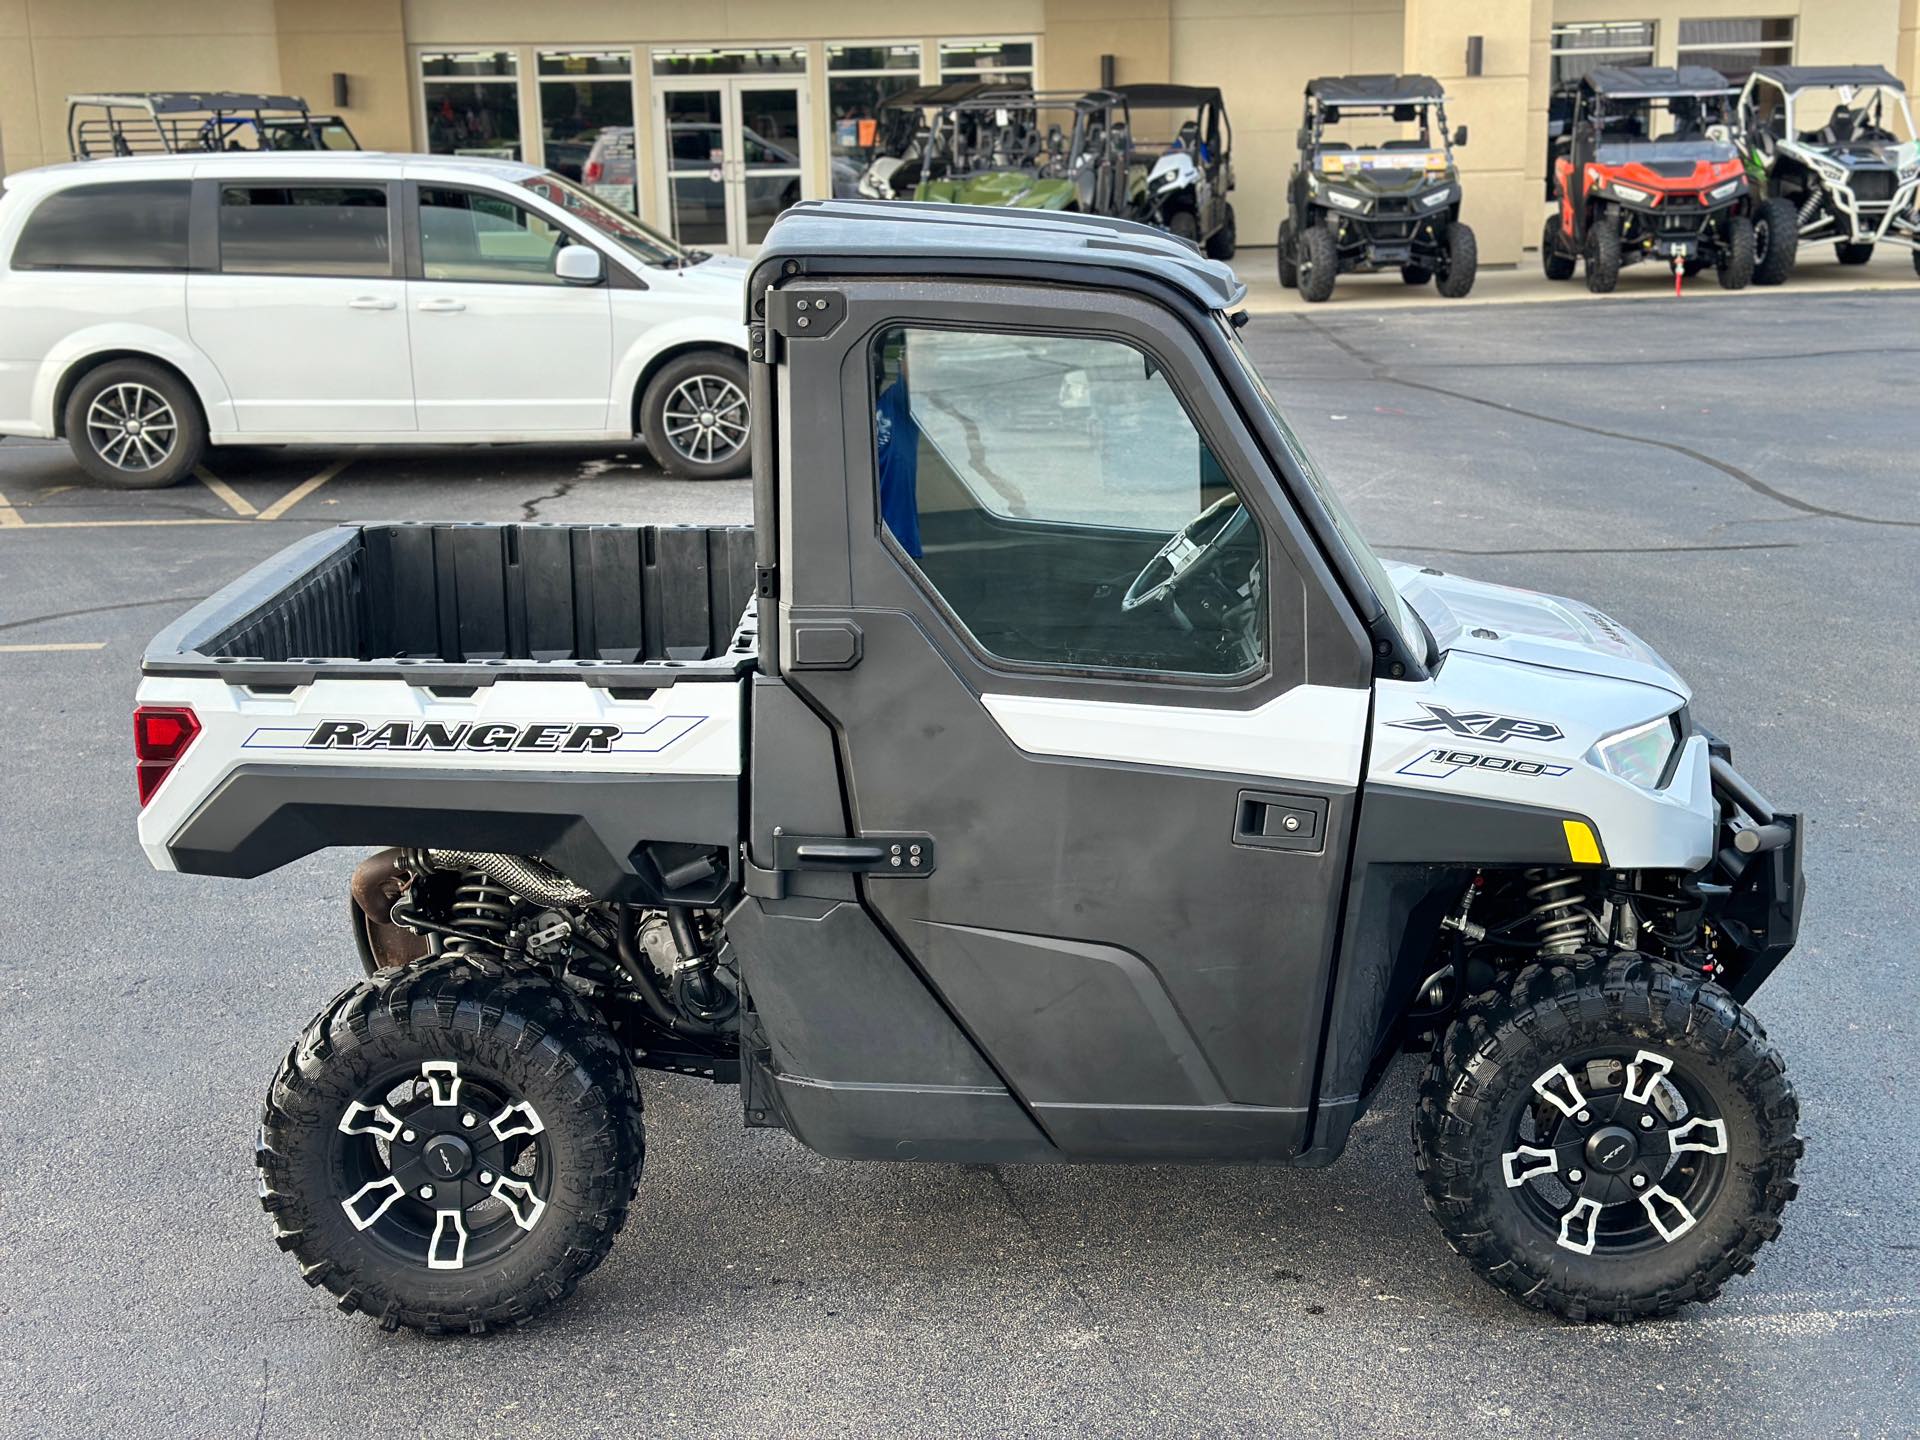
[1902,0,1920,94]
[274,0,412,153]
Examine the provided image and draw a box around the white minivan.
[0,152,754,485]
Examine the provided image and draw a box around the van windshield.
[517,172,691,267]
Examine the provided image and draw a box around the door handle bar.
[348,296,397,311]
[417,298,466,313]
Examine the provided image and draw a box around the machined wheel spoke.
[341,1174,407,1231]
[1532,1062,1589,1119]
[421,1059,462,1108]
[1623,1050,1675,1106]
[1668,1116,1729,1156]
[426,1208,469,1270]
[1640,1184,1699,1242]
[1557,1196,1603,1255]
[1502,1144,1559,1188]
[490,1175,547,1231]
[337,1100,404,1141]
[488,1099,545,1143]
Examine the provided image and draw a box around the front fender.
[613,317,749,432]
[35,324,234,436]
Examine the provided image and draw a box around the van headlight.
[1588,715,1680,790]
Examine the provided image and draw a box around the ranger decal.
[242,717,705,754]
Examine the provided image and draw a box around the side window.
[11,182,191,272]
[218,186,392,277]
[419,187,570,284]
[871,325,1265,679]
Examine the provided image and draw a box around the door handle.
[347,296,397,311]
[416,298,466,313]
[1232,791,1328,854]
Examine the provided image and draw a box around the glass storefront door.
[655,77,809,255]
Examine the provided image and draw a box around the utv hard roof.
[1307,74,1444,106]
[878,81,1022,110]
[1112,83,1224,109]
[939,87,1124,113]
[1750,64,1904,92]
[69,91,313,114]
[1578,65,1732,99]
[748,199,1245,316]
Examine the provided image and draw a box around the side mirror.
[1453,125,1469,147]
[1296,127,1313,151]
[554,244,604,285]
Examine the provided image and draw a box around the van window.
[871,325,1266,679]
[419,187,571,284]
[218,186,392,277]
[11,182,191,272]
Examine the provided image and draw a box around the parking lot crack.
[520,480,574,522]
[983,1166,1128,1383]
[1291,314,1920,531]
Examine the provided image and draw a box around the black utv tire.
[1752,197,1799,285]
[641,350,752,481]
[1276,225,1299,287]
[1836,241,1875,265]
[1400,264,1432,285]
[1434,222,1477,299]
[1205,203,1237,261]
[1585,214,1623,294]
[1414,954,1801,1324]
[1717,214,1756,290]
[1167,209,1200,247]
[1297,224,1339,303]
[1541,217,1576,281]
[257,954,645,1334]
[63,359,206,490]
[1912,248,1920,278]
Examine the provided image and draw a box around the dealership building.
[3,1,1916,264]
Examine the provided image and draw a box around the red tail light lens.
[134,704,200,806]
[584,160,603,183]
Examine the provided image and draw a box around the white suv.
[0,152,753,485]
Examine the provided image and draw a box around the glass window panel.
[870,326,1263,678]
[669,175,728,246]
[663,90,724,170]
[1549,22,1657,51]
[538,49,631,77]
[740,89,802,169]
[422,50,517,78]
[828,44,921,72]
[218,186,390,277]
[540,73,635,210]
[419,187,569,284]
[424,80,522,159]
[938,39,1036,77]
[653,47,807,77]
[1678,18,1794,47]
[831,74,920,196]
[11,181,191,271]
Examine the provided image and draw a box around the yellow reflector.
[1321,155,1344,173]
[1563,820,1603,866]
[1426,152,1445,169]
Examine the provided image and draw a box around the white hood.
[1386,561,1690,702]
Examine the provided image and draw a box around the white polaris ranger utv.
[135,202,1803,1332]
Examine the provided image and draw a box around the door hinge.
[755,563,778,599]
[765,289,845,339]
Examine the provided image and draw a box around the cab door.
[766,280,1375,1161]
[404,182,612,432]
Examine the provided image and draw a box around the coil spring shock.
[1797,187,1823,226]
[1523,869,1591,955]
[445,871,515,956]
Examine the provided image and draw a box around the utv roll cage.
[921,88,1131,179]
[1112,83,1230,161]
[871,81,1018,161]
[1544,65,1738,199]
[68,92,360,161]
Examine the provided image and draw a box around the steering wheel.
[1121,494,1250,612]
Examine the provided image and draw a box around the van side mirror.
[1453,125,1469,147]
[555,244,604,285]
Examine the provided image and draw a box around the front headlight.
[1608,182,1650,204]
[1419,186,1454,209]
[1588,715,1680,790]
[1813,157,1848,183]
[1324,189,1364,212]
[1708,179,1742,201]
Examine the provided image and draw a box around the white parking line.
[0,517,246,531]
[194,466,259,518]
[257,457,352,522]
[0,489,24,527]
[0,641,107,653]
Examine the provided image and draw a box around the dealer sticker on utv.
[1398,747,1572,780]
[1389,703,1564,744]
[241,717,706,754]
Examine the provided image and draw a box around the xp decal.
[1388,704,1565,745]
[1398,747,1572,780]
[242,717,707,755]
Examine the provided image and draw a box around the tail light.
[584,159,603,183]
[134,704,200,806]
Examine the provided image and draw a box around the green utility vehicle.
[913,88,1136,215]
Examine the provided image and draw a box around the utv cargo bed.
[144,522,759,688]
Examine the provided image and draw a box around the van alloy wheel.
[86,383,178,473]
[661,374,749,468]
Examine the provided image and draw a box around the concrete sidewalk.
[1232,239,1920,313]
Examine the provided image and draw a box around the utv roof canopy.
[1112,83,1225,109]
[1307,74,1445,107]
[878,81,1022,110]
[1750,64,1904,93]
[70,91,313,114]
[749,199,1245,315]
[1579,65,1733,99]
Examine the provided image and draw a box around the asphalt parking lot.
[2,289,1917,1439]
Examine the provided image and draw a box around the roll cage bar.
[921,89,1133,179]
[68,91,357,160]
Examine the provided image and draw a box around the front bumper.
[1702,748,1803,1002]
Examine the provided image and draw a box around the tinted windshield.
[517,172,687,266]
[1595,138,1738,163]
[1219,322,1424,658]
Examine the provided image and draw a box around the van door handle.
[347,296,397,311]
[416,298,466,313]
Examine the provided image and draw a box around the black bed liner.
[145,522,758,688]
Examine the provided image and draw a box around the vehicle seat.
[1317,141,1352,152]
[1381,138,1427,150]
[1176,120,1199,151]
